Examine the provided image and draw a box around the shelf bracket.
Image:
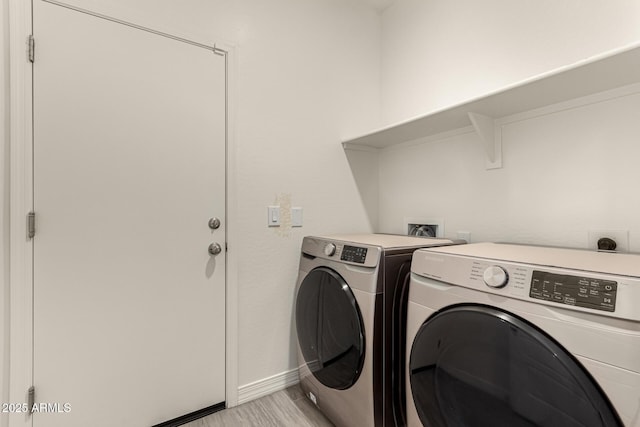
[468,112,502,169]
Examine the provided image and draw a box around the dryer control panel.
[411,245,640,322]
[530,271,617,312]
[341,245,368,264]
[301,237,381,268]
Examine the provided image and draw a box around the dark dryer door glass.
[409,304,623,427]
[296,267,365,390]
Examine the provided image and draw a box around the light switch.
[292,207,303,227]
[267,206,280,227]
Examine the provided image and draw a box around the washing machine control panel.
[412,245,640,321]
[321,243,368,264]
[529,270,617,312]
[302,237,380,267]
[340,245,368,264]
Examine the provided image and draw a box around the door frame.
[6,3,240,426]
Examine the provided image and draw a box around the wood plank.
[183,385,334,427]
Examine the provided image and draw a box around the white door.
[32,2,226,426]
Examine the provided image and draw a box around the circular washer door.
[296,267,365,390]
[409,304,622,427]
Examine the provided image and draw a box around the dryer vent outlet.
[588,230,629,252]
[408,224,438,238]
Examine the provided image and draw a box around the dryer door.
[296,267,365,390]
[409,304,623,427]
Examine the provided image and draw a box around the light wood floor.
[183,385,335,426]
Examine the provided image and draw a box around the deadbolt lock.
[208,217,221,230]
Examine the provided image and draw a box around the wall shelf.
[342,43,640,169]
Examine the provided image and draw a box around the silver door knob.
[208,242,222,256]
[208,217,221,230]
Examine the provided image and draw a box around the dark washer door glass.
[296,267,365,390]
[409,304,622,427]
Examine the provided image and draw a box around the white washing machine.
[295,234,464,427]
[406,243,640,427]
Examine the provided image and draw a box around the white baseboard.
[236,368,300,406]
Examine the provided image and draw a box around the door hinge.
[27,386,35,415]
[27,211,36,239]
[28,35,35,63]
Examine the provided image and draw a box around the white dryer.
[295,234,464,427]
[406,243,640,427]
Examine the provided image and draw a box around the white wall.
[381,0,640,125]
[379,92,640,249]
[2,0,381,402]
[377,0,640,252]
[219,1,381,386]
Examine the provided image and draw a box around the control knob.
[324,243,337,257]
[483,265,509,288]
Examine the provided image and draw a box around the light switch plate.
[267,206,280,227]
[291,207,303,227]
